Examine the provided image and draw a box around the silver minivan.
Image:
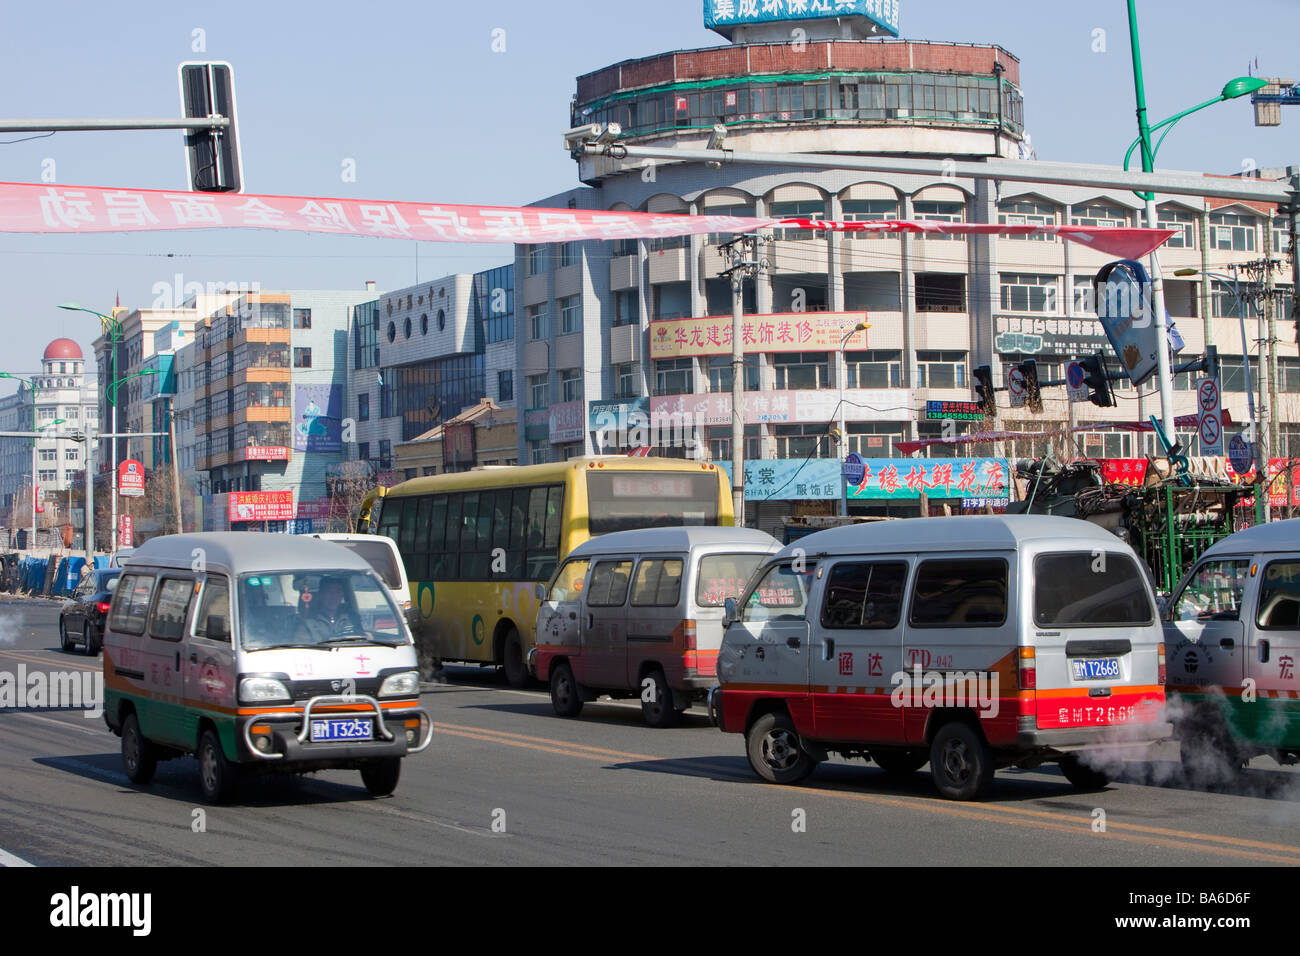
[531,526,779,727]
[712,516,1170,799]
[103,533,432,804]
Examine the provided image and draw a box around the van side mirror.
[723,597,738,627]
[207,616,229,644]
[535,582,547,601]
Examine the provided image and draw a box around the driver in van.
[301,576,364,638]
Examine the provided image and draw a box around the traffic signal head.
[973,365,996,419]
[179,62,243,193]
[1018,360,1043,413]
[1080,354,1115,407]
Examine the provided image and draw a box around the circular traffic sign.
[1197,379,1219,413]
[843,452,865,486]
[1007,367,1026,396]
[1229,433,1253,474]
[1066,361,1085,389]
[1199,412,1221,448]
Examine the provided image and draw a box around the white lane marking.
[0,846,34,867]
[10,711,107,737]
[362,800,509,838]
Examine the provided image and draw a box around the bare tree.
[325,470,377,534]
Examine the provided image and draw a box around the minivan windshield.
[1034,552,1153,626]
[697,553,769,607]
[238,569,406,650]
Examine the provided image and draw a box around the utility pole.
[718,233,763,527]
[169,401,183,533]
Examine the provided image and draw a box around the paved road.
[2,596,1299,866]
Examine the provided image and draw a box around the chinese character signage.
[549,400,584,443]
[243,446,290,462]
[589,398,650,432]
[118,514,133,547]
[924,400,983,422]
[649,312,869,359]
[704,0,901,37]
[995,315,1109,357]
[846,458,1009,501]
[716,459,842,501]
[1101,459,1149,486]
[649,388,911,426]
[294,384,343,453]
[229,490,295,523]
[118,459,145,498]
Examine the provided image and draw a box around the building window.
[1158,207,1197,248]
[528,439,549,464]
[527,304,549,341]
[999,199,1057,239]
[557,242,579,268]
[847,422,905,456]
[1070,204,1129,229]
[526,245,546,275]
[358,441,370,461]
[915,273,965,312]
[423,466,437,476]
[65,448,78,461]
[614,363,640,399]
[845,350,902,388]
[39,449,57,462]
[706,425,760,463]
[613,290,638,328]
[358,393,370,421]
[498,370,514,402]
[420,313,428,335]
[916,351,968,389]
[293,308,312,329]
[293,348,312,368]
[1001,273,1061,313]
[560,369,583,403]
[63,469,77,482]
[1274,216,1293,255]
[774,423,831,459]
[705,355,760,393]
[654,358,694,396]
[559,296,581,335]
[770,199,826,240]
[912,201,965,239]
[528,373,548,410]
[438,309,445,332]
[38,470,56,482]
[842,199,899,238]
[404,468,417,481]
[773,352,831,389]
[1210,212,1258,252]
[404,316,412,339]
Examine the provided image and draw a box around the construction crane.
[1253,78,1300,126]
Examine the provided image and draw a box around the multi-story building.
[510,4,1296,521]
[347,265,516,482]
[0,338,99,531]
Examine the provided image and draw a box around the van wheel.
[1059,754,1110,790]
[121,713,157,784]
[640,669,677,728]
[929,722,994,801]
[83,622,98,657]
[871,748,928,775]
[746,712,815,784]
[550,661,584,718]
[360,758,401,796]
[59,617,71,652]
[502,629,527,688]
[1178,720,1248,787]
[198,729,236,805]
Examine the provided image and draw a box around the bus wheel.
[550,662,583,718]
[361,758,401,796]
[929,722,993,801]
[502,628,527,688]
[746,712,815,784]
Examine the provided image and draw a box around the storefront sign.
[924,400,983,422]
[704,0,901,36]
[118,459,145,497]
[716,459,842,502]
[549,400,584,443]
[229,490,295,523]
[648,388,912,427]
[243,446,290,461]
[994,315,1109,357]
[649,312,869,360]
[117,514,133,547]
[846,457,1009,501]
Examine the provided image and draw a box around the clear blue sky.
[1,0,1295,388]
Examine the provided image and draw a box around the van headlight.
[379,670,420,697]
[239,676,291,704]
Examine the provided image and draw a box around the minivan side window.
[1255,560,1300,629]
[909,558,1008,627]
[631,558,684,607]
[109,573,156,635]
[194,576,231,643]
[150,578,197,642]
[1174,559,1250,622]
[588,560,633,607]
[821,562,908,629]
[742,563,816,623]
[548,559,590,603]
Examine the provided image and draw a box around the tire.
[59,617,71,653]
[502,629,527,689]
[549,661,584,718]
[929,721,994,801]
[640,668,677,728]
[83,622,98,657]
[1179,720,1248,787]
[871,748,929,776]
[745,712,816,784]
[121,713,157,785]
[198,729,236,805]
[360,757,401,797]
[1059,754,1110,791]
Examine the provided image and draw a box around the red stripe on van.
[1035,687,1165,729]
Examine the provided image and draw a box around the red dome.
[43,338,83,361]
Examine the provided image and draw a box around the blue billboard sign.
[704,0,900,36]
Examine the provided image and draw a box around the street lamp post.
[835,321,869,517]
[1124,1,1267,450]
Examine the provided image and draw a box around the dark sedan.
[59,569,120,655]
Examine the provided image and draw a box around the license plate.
[1070,657,1120,681]
[310,717,373,742]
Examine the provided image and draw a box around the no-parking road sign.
[1006,365,1026,409]
[1196,377,1223,456]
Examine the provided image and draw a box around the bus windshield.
[586,471,720,534]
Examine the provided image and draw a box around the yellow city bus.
[367,457,733,685]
